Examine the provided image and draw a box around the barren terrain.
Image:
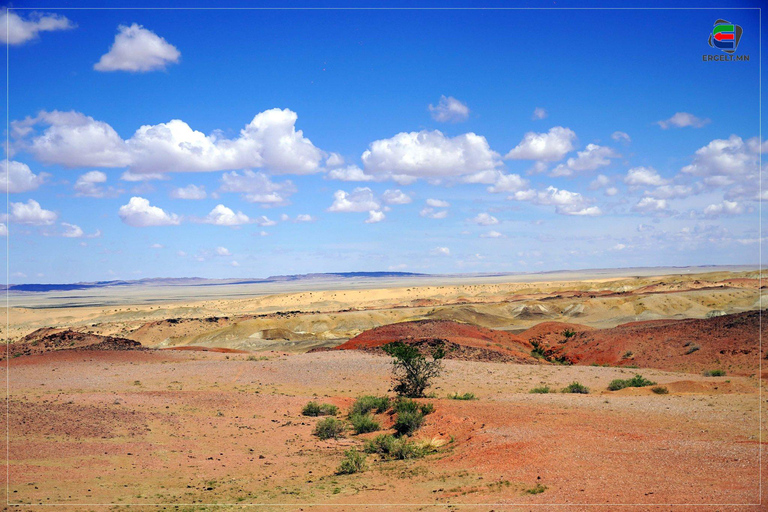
[2,267,766,509]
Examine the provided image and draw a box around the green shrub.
[563,329,576,338]
[336,449,366,474]
[392,397,419,414]
[419,403,435,415]
[363,434,426,460]
[393,410,425,436]
[525,483,547,495]
[313,417,345,440]
[703,369,726,377]
[608,374,656,391]
[447,392,476,400]
[684,345,700,355]
[561,382,589,394]
[530,340,546,359]
[622,351,634,359]
[382,341,444,398]
[349,395,390,416]
[349,412,380,434]
[529,386,551,394]
[302,401,338,417]
[651,386,669,394]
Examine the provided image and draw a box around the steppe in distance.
[3,265,765,509]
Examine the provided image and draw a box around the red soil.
[530,310,764,376]
[162,346,250,354]
[336,319,536,363]
[1,329,143,360]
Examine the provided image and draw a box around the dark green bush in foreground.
[314,417,345,440]
[302,401,338,417]
[703,369,726,377]
[349,412,381,434]
[349,395,390,416]
[363,434,427,460]
[561,382,589,394]
[393,410,425,436]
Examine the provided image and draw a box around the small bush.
[529,386,551,394]
[525,483,547,495]
[703,369,726,377]
[530,340,546,359]
[363,434,426,460]
[392,397,419,414]
[448,392,476,400]
[314,417,345,440]
[349,395,390,416]
[608,374,656,391]
[302,401,338,417]
[349,413,380,434]
[419,403,435,415]
[336,449,366,474]
[651,386,669,394]
[393,410,425,436]
[561,382,589,394]
[684,345,700,355]
[383,341,444,398]
[563,329,576,338]
[622,351,634,359]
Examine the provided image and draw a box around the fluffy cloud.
[532,107,547,120]
[201,204,251,226]
[504,127,577,162]
[631,197,669,214]
[215,246,231,256]
[8,199,57,225]
[171,184,207,200]
[74,170,116,198]
[0,9,75,45]
[624,167,669,187]
[365,210,386,223]
[703,200,744,218]
[646,184,694,199]
[549,144,618,177]
[61,223,84,238]
[420,208,448,219]
[328,188,381,213]
[431,246,451,256]
[254,215,277,227]
[428,96,470,123]
[480,230,505,238]
[325,153,345,167]
[470,213,499,226]
[295,214,316,222]
[219,170,296,205]
[681,135,759,178]
[611,131,631,143]
[361,130,501,180]
[13,108,325,177]
[511,186,601,216]
[382,189,412,205]
[94,24,180,72]
[487,172,528,193]
[657,112,710,129]
[0,160,48,193]
[327,165,375,182]
[426,198,450,208]
[0,223,7,236]
[589,174,611,190]
[118,197,180,227]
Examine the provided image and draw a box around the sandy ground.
[2,348,765,510]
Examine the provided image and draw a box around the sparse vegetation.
[419,402,435,415]
[684,344,700,355]
[313,417,345,440]
[448,392,476,400]
[392,397,419,414]
[525,483,548,494]
[336,449,366,474]
[651,386,669,394]
[349,395,390,416]
[349,413,380,434]
[561,382,589,394]
[703,369,726,377]
[563,329,576,338]
[383,341,445,398]
[302,401,338,417]
[622,351,634,359]
[529,386,551,394]
[530,340,546,359]
[363,434,428,460]
[607,374,656,391]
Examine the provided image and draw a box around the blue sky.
[2,2,765,283]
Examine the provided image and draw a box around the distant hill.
[2,272,428,293]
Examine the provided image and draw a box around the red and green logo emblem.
[708,19,742,54]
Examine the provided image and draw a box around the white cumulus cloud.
[382,189,412,205]
[200,204,251,226]
[328,187,381,213]
[532,107,548,120]
[504,126,577,162]
[94,24,180,72]
[219,170,296,205]
[624,167,669,187]
[8,199,57,225]
[118,197,180,227]
[365,210,386,223]
[657,112,710,129]
[0,9,75,45]
[171,184,207,200]
[470,213,499,226]
[703,200,745,218]
[0,160,49,193]
[549,144,618,177]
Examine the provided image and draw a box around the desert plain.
[2,266,766,510]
